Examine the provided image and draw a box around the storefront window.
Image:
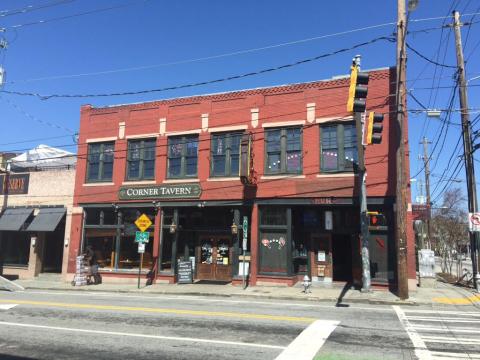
[85,208,116,226]
[261,207,287,226]
[85,229,115,269]
[83,208,155,271]
[259,207,289,275]
[0,232,30,266]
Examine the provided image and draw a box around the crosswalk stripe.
[431,351,480,359]
[393,306,432,360]
[422,336,480,345]
[404,309,480,316]
[406,317,478,323]
[274,320,339,360]
[407,325,480,334]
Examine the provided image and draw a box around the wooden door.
[196,236,232,281]
[310,233,332,280]
[214,236,232,281]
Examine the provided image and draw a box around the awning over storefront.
[26,208,66,232]
[0,208,34,231]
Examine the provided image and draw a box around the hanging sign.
[469,212,480,232]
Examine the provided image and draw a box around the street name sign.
[135,231,149,243]
[242,216,248,251]
[135,214,152,232]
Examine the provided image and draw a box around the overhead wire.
[0,35,395,100]
[0,0,74,18]
[5,0,150,29]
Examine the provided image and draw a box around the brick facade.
[69,67,416,292]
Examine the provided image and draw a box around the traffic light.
[347,64,369,113]
[366,112,384,145]
[367,211,386,227]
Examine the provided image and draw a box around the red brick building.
[68,66,416,292]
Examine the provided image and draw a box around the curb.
[15,284,419,306]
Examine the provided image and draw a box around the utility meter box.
[418,249,436,287]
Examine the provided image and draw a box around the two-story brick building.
[67,67,416,292]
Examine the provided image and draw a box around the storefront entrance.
[196,235,232,282]
[332,234,353,282]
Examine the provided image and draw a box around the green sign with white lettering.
[135,231,149,243]
[119,184,202,200]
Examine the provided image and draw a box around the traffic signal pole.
[349,56,371,292]
[453,10,480,291]
[354,110,371,292]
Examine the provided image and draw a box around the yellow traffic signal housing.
[366,112,384,144]
[347,64,369,113]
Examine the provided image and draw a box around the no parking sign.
[468,213,480,232]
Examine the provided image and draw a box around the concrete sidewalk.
[6,277,480,307]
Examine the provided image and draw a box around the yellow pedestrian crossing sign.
[135,213,152,232]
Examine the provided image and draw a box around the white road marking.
[0,321,286,350]
[408,324,480,334]
[393,306,432,360]
[0,304,18,310]
[404,309,480,316]
[430,351,480,359]
[406,317,478,323]
[274,319,339,360]
[16,290,393,312]
[421,335,480,345]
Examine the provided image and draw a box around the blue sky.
[0,0,479,206]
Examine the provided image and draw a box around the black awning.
[0,208,34,231]
[26,208,66,232]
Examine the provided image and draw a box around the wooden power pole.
[395,0,409,300]
[421,137,432,249]
[452,10,480,291]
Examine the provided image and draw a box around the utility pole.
[452,10,480,291]
[420,137,432,249]
[395,0,409,300]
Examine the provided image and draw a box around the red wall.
[74,68,398,205]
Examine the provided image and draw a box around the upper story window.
[86,142,114,182]
[126,138,156,181]
[211,132,242,177]
[265,127,302,175]
[167,135,199,178]
[320,122,357,172]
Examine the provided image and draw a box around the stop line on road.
[394,306,480,360]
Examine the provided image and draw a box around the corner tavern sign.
[119,184,202,200]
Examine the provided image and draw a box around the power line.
[0,0,74,18]
[5,0,150,29]
[0,95,75,133]
[0,35,394,100]
[406,43,457,68]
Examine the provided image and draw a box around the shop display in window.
[201,240,213,264]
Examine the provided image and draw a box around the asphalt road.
[0,290,478,360]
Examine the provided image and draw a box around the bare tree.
[431,188,468,277]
